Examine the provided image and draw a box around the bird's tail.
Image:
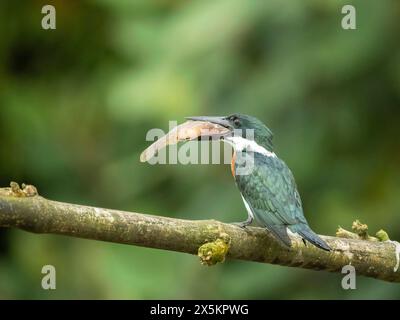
[290,223,331,251]
[267,225,292,248]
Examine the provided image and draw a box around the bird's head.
[186,113,274,151]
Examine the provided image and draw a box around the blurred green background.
[1,0,400,299]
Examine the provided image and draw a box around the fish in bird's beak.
[140,117,231,162]
[185,116,233,139]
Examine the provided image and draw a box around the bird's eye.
[228,115,240,126]
[228,116,235,121]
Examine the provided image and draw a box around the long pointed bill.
[185,116,232,129]
[185,116,233,139]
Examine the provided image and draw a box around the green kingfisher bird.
[186,114,331,251]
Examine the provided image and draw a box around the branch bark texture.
[0,186,399,283]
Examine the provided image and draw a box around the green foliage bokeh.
[0,0,399,299]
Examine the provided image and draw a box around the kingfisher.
[186,114,331,251]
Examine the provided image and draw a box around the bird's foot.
[232,218,253,229]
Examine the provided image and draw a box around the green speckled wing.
[234,152,331,251]
[235,152,307,227]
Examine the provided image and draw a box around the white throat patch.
[225,136,276,158]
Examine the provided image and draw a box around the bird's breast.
[231,151,236,177]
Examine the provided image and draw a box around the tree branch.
[0,184,399,283]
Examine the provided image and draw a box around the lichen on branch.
[336,219,390,242]
[198,238,230,266]
[1,183,400,283]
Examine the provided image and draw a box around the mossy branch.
[0,184,399,283]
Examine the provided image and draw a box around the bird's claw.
[232,222,246,228]
[232,221,252,229]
